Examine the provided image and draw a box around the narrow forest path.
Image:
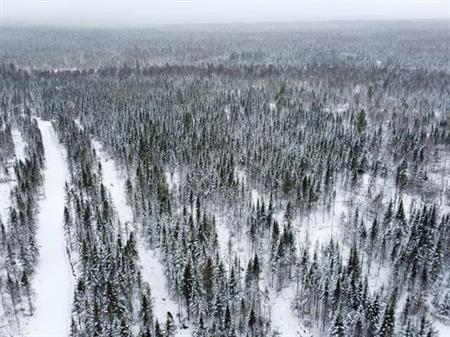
[25,120,74,337]
[92,140,192,336]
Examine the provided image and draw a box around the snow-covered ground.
[435,320,450,337]
[271,287,310,337]
[0,178,14,223]
[25,120,74,337]
[0,128,27,225]
[213,170,376,337]
[214,172,314,337]
[0,128,27,334]
[12,129,26,162]
[138,246,184,326]
[92,140,192,336]
[93,140,133,224]
[86,139,450,337]
[165,169,180,193]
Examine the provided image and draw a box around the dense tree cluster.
[0,22,449,336]
[54,117,158,337]
[0,112,44,331]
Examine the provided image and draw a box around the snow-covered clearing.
[165,169,180,193]
[271,287,310,337]
[25,120,74,337]
[92,140,192,336]
[0,177,14,223]
[12,129,26,162]
[435,320,450,337]
[138,247,184,327]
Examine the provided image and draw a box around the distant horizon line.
[1,16,448,30]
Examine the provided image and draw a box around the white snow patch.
[215,214,232,263]
[434,320,450,337]
[353,84,362,94]
[251,188,263,207]
[138,246,188,325]
[225,106,231,121]
[93,140,132,224]
[235,168,247,185]
[12,129,26,161]
[0,178,14,223]
[165,169,180,193]
[269,101,277,111]
[271,287,310,337]
[73,118,84,131]
[215,213,252,267]
[25,120,74,337]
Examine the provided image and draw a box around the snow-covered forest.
[0,20,449,337]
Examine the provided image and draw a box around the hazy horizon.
[1,0,448,28]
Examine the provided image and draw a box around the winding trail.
[26,119,73,337]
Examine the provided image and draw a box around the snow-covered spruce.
[0,24,449,337]
[0,115,46,336]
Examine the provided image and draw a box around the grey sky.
[1,0,448,27]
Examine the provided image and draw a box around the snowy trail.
[93,140,133,224]
[92,140,192,336]
[25,120,73,337]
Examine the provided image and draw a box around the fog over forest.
[1,0,447,27]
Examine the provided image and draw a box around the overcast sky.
[1,0,448,27]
